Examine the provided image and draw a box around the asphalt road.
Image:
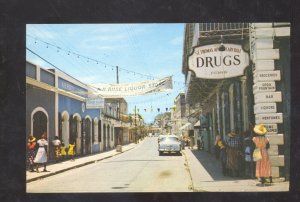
[27,137,192,193]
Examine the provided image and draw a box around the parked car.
[158,135,181,155]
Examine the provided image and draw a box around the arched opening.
[93,118,98,143]
[103,124,107,151]
[98,120,102,143]
[61,111,70,146]
[69,116,78,147]
[107,125,111,149]
[73,114,82,155]
[32,111,47,140]
[83,117,92,154]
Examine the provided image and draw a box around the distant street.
[27,137,192,192]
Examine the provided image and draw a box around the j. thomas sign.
[188,44,249,79]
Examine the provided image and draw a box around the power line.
[26,34,185,86]
[26,47,88,86]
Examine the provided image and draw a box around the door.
[33,111,47,139]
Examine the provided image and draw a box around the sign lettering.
[188,44,249,79]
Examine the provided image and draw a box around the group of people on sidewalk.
[214,124,272,186]
[26,133,76,173]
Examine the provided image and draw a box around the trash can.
[116,145,122,152]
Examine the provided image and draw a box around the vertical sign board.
[254,103,277,114]
[253,81,276,94]
[254,92,282,103]
[253,70,281,83]
[264,124,278,134]
[255,113,283,124]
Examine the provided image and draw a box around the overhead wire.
[26,33,186,86]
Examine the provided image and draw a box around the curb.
[26,147,135,183]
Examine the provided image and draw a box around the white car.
[158,135,181,155]
[158,135,166,143]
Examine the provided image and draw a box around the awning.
[179,123,194,131]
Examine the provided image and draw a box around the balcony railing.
[198,23,249,38]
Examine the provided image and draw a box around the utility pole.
[116,66,119,84]
[134,105,137,144]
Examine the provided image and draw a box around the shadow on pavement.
[190,149,246,182]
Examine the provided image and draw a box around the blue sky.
[26,24,185,123]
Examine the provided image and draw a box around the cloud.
[170,36,183,45]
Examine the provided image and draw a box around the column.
[250,23,290,179]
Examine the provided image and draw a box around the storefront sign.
[253,81,276,93]
[86,96,105,109]
[254,103,277,114]
[254,60,275,71]
[254,92,282,103]
[264,124,278,134]
[254,70,281,82]
[255,113,283,124]
[188,44,249,79]
[89,76,172,98]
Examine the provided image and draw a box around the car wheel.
[159,151,163,156]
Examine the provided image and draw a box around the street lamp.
[219,35,225,51]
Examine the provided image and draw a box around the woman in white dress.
[34,132,49,172]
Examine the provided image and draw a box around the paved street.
[27,137,192,192]
[26,137,289,193]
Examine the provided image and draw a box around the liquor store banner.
[89,76,173,98]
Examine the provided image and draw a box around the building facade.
[182,23,290,180]
[26,61,126,162]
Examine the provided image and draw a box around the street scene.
[26,23,291,192]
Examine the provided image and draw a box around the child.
[68,142,76,161]
[60,142,66,161]
[244,130,255,179]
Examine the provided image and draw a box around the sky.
[26,24,185,123]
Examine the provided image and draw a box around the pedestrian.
[186,137,191,149]
[34,132,49,172]
[225,130,242,177]
[252,124,272,186]
[180,136,185,150]
[60,142,67,161]
[216,136,227,176]
[244,130,255,178]
[27,135,37,172]
[68,142,76,161]
[52,136,61,163]
[214,134,221,159]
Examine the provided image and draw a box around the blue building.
[26,60,118,162]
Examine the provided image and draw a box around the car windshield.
[161,137,178,142]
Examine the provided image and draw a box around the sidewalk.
[26,142,140,183]
[183,147,290,192]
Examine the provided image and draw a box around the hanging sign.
[253,81,276,94]
[253,70,281,83]
[264,124,278,134]
[254,92,282,103]
[255,113,283,124]
[86,96,105,109]
[254,103,277,114]
[188,44,249,79]
[89,76,172,98]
